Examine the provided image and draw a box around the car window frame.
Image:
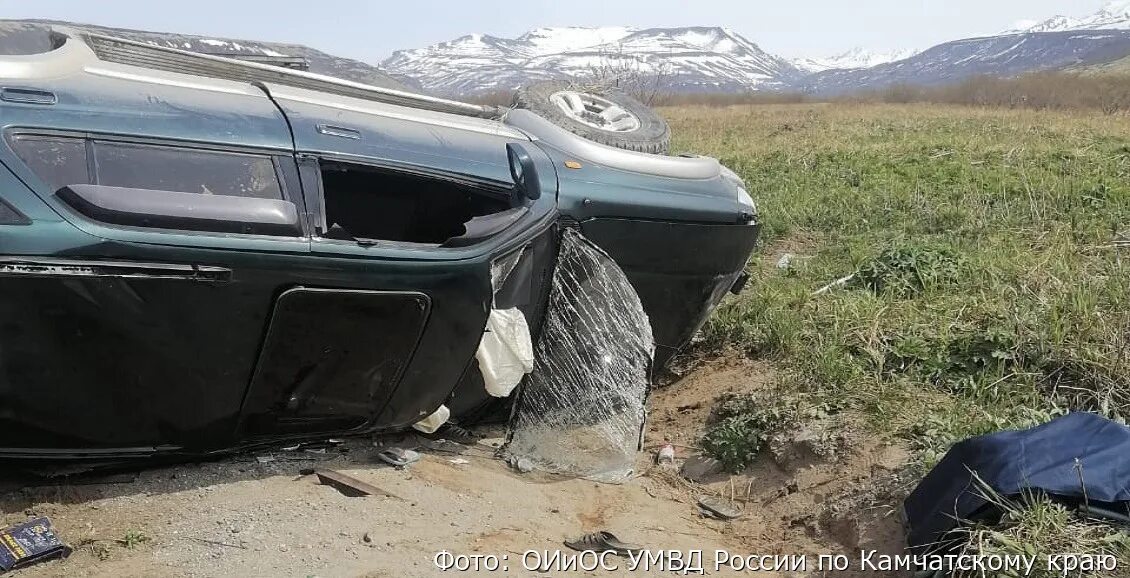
[3,128,309,240]
[303,153,522,252]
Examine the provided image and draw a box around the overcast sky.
[0,1,1115,61]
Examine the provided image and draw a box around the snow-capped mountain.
[1006,1,1130,33]
[381,26,801,96]
[791,47,918,73]
[800,29,1130,95]
[798,1,1130,96]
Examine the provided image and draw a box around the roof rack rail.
[79,32,503,120]
[199,53,310,71]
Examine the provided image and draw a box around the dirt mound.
[647,357,913,576]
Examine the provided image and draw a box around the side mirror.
[506,143,541,203]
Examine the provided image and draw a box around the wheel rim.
[549,90,641,133]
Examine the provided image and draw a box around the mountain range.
[790,47,920,73]
[380,1,1130,97]
[381,26,800,95]
[4,3,1130,99]
[1007,0,1130,33]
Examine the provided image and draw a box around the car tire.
[514,82,671,155]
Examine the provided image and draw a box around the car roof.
[0,28,527,154]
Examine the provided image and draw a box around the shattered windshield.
[506,228,654,483]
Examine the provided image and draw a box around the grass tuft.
[952,475,1130,578]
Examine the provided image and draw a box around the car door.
[0,135,313,455]
[0,75,314,456]
[235,84,559,438]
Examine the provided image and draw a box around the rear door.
[236,85,559,435]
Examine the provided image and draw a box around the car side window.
[317,160,514,245]
[7,135,90,190]
[93,142,283,199]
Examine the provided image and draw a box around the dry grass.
[852,73,1130,115]
[953,476,1130,577]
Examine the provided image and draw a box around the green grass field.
[666,103,1130,567]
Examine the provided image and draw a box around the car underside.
[0,29,759,463]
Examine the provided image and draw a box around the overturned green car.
[0,29,758,460]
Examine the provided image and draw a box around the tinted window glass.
[94,142,282,199]
[8,136,90,190]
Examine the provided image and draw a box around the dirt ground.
[1,358,910,577]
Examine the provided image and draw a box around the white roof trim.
[267,85,529,140]
[83,66,261,96]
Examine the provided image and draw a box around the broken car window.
[319,161,510,244]
[93,142,283,199]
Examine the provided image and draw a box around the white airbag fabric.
[477,308,535,397]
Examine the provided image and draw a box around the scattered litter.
[0,517,72,572]
[656,442,676,466]
[448,458,470,466]
[697,495,743,520]
[312,469,403,500]
[811,273,855,296]
[563,531,642,557]
[411,405,450,434]
[376,448,420,468]
[775,254,793,270]
[281,444,300,451]
[255,455,276,464]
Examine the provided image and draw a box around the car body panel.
[0,243,308,452]
[578,218,758,366]
[239,287,431,438]
[526,141,760,367]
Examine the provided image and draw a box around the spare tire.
[515,82,670,155]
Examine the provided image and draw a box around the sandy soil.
[1,358,910,577]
